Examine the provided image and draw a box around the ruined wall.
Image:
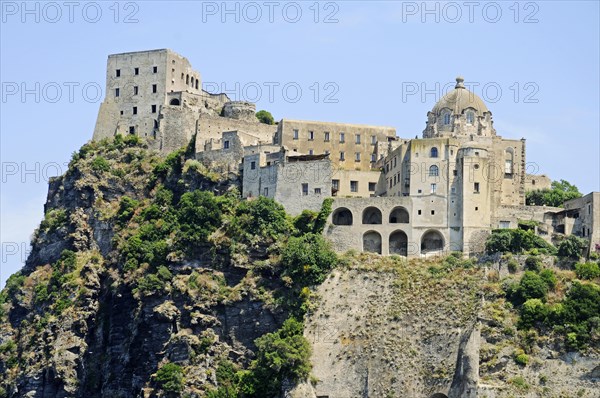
[195,116,277,154]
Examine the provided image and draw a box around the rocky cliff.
[1,138,598,398]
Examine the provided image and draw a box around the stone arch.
[363,231,382,254]
[421,230,444,253]
[362,207,382,224]
[389,230,408,256]
[389,207,409,223]
[169,98,180,106]
[332,208,353,226]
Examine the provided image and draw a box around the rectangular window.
[324,132,330,141]
[371,135,377,145]
[505,160,513,174]
[431,183,437,193]
[389,179,392,188]
[151,105,157,113]
[355,134,361,144]
[499,221,510,229]
[152,84,157,93]
[153,66,158,73]
[371,154,376,162]
[293,129,299,140]
[251,161,256,170]
[308,131,314,140]
[133,86,139,95]
[332,179,339,190]
[314,188,321,195]
[451,187,456,194]
[116,69,121,77]
[474,182,480,193]
[129,126,135,134]
[368,182,376,191]
[340,151,345,161]
[394,157,397,168]
[431,210,435,215]
[115,88,120,97]
[302,183,309,196]
[263,187,268,196]
[453,169,458,176]
[340,132,345,143]
[134,67,139,75]
[309,149,314,155]
[350,181,358,192]
[132,106,137,115]
[223,140,230,149]
[355,152,361,162]
[418,210,422,215]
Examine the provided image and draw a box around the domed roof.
[431,77,489,116]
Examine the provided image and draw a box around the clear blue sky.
[1,1,599,287]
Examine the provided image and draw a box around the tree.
[256,110,275,125]
[154,362,184,394]
[526,179,582,207]
[281,233,337,286]
[177,190,222,248]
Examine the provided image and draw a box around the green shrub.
[91,156,110,173]
[526,179,582,207]
[525,256,542,271]
[514,349,530,366]
[486,229,556,255]
[313,198,333,234]
[176,190,222,250]
[519,299,548,329]
[539,269,557,290]
[40,209,68,234]
[154,362,184,394]
[557,235,586,260]
[293,210,318,235]
[239,318,311,397]
[507,258,519,273]
[281,233,337,286]
[575,262,600,280]
[514,271,549,304]
[137,274,166,295]
[117,196,139,224]
[233,197,290,241]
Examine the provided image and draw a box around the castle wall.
[195,115,277,153]
[155,105,198,153]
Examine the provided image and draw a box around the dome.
[431,77,489,116]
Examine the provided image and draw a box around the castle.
[92,49,599,258]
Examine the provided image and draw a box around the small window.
[355,152,361,162]
[151,105,157,113]
[466,111,475,124]
[368,182,376,191]
[325,150,330,155]
[453,170,458,176]
[475,151,480,156]
[153,66,158,73]
[431,183,437,193]
[418,210,422,215]
[355,134,361,144]
[431,210,435,215]
[293,129,299,140]
[324,131,330,141]
[340,132,345,143]
[132,106,137,115]
[430,147,438,158]
[340,152,345,161]
[332,179,339,190]
[309,149,314,155]
[429,165,439,177]
[418,189,422,193]
[115,69,121,77]
[371,135,377,145]
[250,161,256,170]
[451,187,456,194]
[499,221,510,229]
[532,180,536,186]
[443,112,451,125]
[309,131,314,140]
[133,86,138,95]
[314,188,321,195]
[371,154,376,162]
[302,183,309,196]
[474,182,480,193]
[115,88,120,97]
[394,157,397,168]
[134,67,139,75]
[264,187,268,196]
[120,110,124,115]
[224,141,230,149]
[475,206,479,211]
[350,181,358,192]
[129,126,135,134]
[152,84,157,93]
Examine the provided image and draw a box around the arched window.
[169,98,180,106]
[195,80,199,89]
[191,76,194,86]
[363,231,382,254]
[505,148,514,175]
[332,208,353,225]
[362,207,382,224]
[186,74,189,85]
[421,230,444,253]
[443,112,451,125]
[466,110,475,124]
[389,230,408,256]
[429,165,439,177]
[389,207,409,223]
[430,147,438,158]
